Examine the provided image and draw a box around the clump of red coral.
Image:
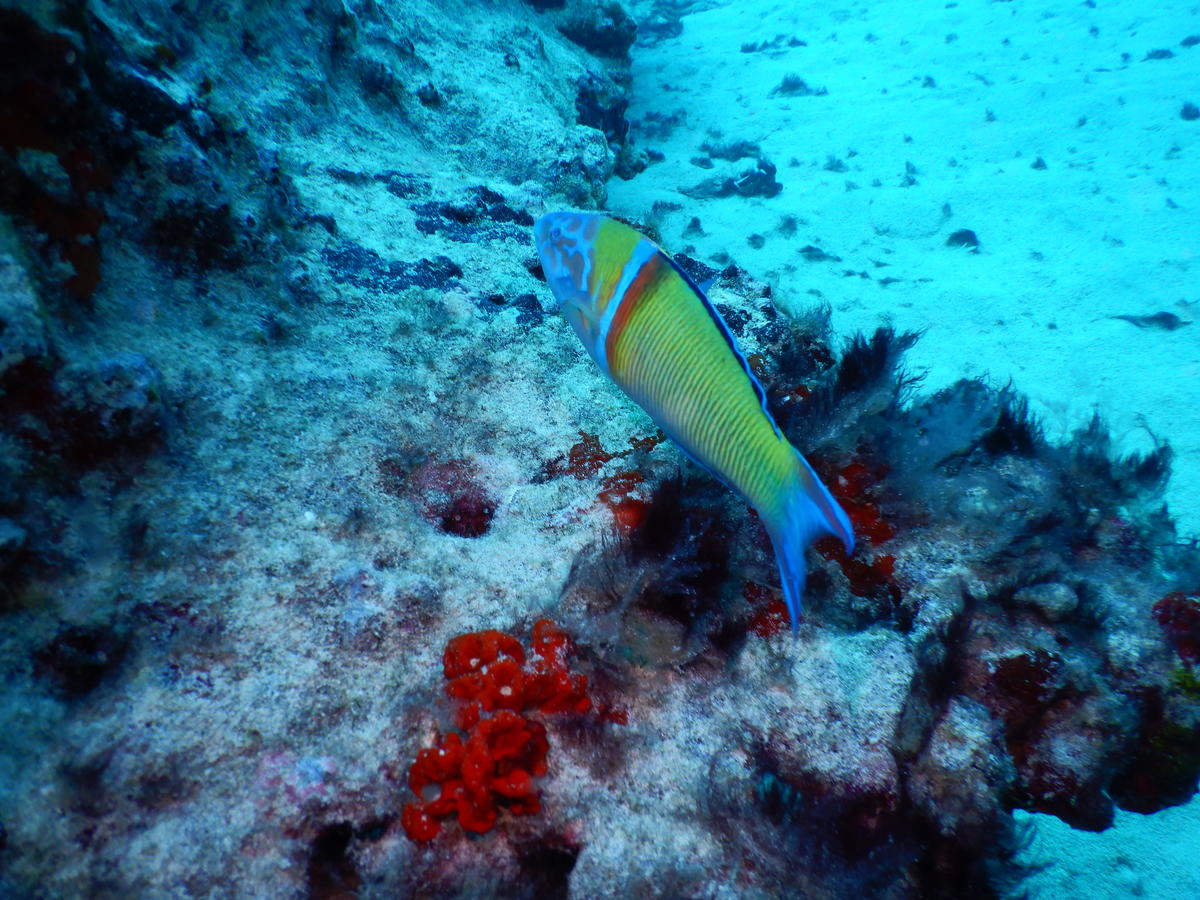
[816,456,901,604]
[1153,590,1200,666]
[541,431,616,480]
[547,430,664,481]
[597,470,648,536]
[539,431,664,534]
[401,620,597,843]
[745,581,789,639]
[832,460,896,544]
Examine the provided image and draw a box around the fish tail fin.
[764,450,855,634]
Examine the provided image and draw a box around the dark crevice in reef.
[0,5,296,300]
[513,837,580,900]
[0,8,129,307]
[306,821,360,900]
[0,2,318,603]
[894,586,982,765]
[0,335,169,601]
[33,622,129,698]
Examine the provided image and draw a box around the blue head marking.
[534,212,595,305]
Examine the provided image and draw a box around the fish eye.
[549,226,562,241]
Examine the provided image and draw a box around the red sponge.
[402,620,597,842]
[1153,590,1200,665]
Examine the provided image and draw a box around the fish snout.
[533,212,585,296]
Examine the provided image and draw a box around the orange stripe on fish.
[603,250,661,366]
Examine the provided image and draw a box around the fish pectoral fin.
[549,276,588,307]
[558,287,593,319]
[559,289,604,344]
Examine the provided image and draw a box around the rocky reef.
[1,1,1197,899]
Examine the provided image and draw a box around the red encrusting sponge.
[816,456,901,603]
[1153,590,1200,666]
[401,620,599,842]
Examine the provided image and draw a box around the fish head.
[534,212,610,361]
[533,212,599,307]
[533,212,650,374]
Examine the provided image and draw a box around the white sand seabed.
[612,0,1199,540]
[1013,805,1200,899]
[611,1,1200,896]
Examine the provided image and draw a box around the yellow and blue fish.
[533,212,855,633]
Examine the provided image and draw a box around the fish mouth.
[533,213,571,279]
[532,214,552,246]
[532,214,559,267]
[534,212,594,306]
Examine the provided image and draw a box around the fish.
[533,211,855,633]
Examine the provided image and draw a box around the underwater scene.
[1,0,1198,897]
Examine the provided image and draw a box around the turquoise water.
[0,1,1197,897]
